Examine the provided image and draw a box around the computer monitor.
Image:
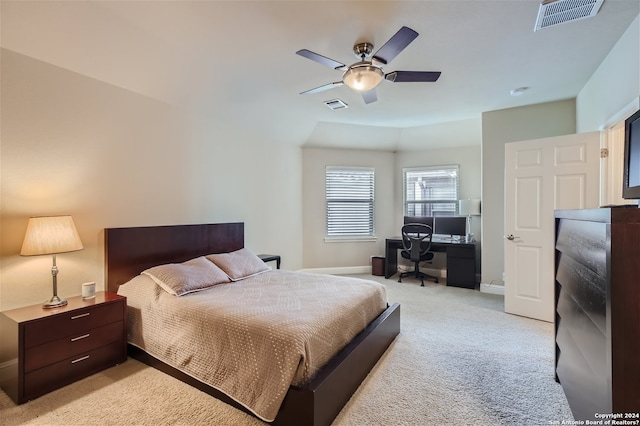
[403,216,434,228]
[433,216,466,237]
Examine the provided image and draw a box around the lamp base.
[43,295,68,309]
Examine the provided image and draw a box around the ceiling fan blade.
[385,71,441,83]
[300,81,344,95]
[296,49,346,70]
[372,26,418,65]
[361,89,378,104]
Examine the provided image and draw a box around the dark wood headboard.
[104,223,244,293]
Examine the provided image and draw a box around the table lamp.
[20,215,84,308]
[459,199,481,242]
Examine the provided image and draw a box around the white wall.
[394,145,482,224]
[481,99,576,286]
[577,15,640,132]
[300,144,482,274]
[0,49,303,310]
[301,147,395,269]
[480,16,640,287]
[395,145,482,272]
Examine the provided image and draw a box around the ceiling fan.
[296,26,441,104]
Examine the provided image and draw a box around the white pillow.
[142,256,230,296]
[206,248,271,281]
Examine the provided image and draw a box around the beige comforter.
[117,270,387,422]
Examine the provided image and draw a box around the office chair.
[398,223,439,286]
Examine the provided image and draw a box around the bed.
[105,222,400,426]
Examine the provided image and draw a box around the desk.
[385,237,477,289]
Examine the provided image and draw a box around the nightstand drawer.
[24,301,124,348]
[25,321,124,372]
[24,340,125,401]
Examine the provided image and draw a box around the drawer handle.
[71,313,90,320]
[71,333,90,342]
[71,355,90,364]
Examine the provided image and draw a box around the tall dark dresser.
[554,208,640,420]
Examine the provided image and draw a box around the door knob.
[506,234,516,241]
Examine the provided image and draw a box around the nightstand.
[258,254,281,269]
[0,291,127,404]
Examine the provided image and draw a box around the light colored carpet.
[0,275,574,425]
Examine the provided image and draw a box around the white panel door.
[504,132,599,322]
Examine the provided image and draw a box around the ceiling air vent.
[324,99,348,110]
[534,0,604,31]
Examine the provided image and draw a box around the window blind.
[326,167,375,237]
[403,165,459,216]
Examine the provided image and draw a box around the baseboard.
[0,359,16,383]
[480,283,505,296]
[298,266,372,275]
[420,267,446,278]
[298,265,448,278]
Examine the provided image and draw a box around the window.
[403,165,459,216]
[325,167,375,238]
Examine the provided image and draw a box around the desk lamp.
[20,216,84,308]
[459,199,481,242]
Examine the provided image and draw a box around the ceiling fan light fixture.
[297,27,440,104]
[342,63,383,92]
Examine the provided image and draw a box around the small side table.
[258,254,281,269]
[0,291,126,404]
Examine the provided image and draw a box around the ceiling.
[1,1,638,151]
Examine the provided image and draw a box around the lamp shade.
[20,216,84,256]
[342,63,384,92]
[459,199,481,216]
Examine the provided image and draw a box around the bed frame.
[105,222,400,426]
